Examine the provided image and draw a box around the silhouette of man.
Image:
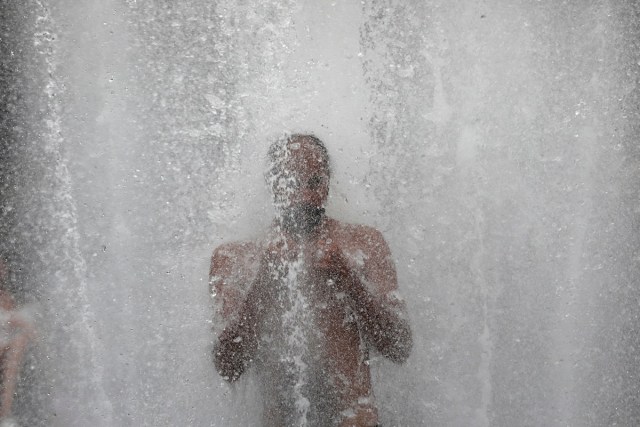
[210,134,412,426]
[0,259,35,427]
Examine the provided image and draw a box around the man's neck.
[278,208,326,240]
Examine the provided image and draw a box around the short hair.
[265,133,331,184]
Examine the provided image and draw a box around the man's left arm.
[339,228,413,363]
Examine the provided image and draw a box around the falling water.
[0,0,639,426]
[31,3,115,424]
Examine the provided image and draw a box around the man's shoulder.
[210,239,263,286]
[210,240,262,270]
[326,217,387,248]
[212,240,260,258]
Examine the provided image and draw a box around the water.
[0,0,639,425]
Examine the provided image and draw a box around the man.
[0,259,36,427]
[210,134,412,426]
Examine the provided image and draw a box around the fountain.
[0,0,639,425]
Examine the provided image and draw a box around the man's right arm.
[211,239,295,381]
[210,243,264,382]
[213,284,264,382]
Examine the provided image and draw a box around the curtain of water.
[1,0,639,426]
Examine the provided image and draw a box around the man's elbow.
[213,341,245,383]
[382,322,412,364]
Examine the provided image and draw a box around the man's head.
[266,134,330,233]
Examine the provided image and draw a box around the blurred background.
[0,0,638,425]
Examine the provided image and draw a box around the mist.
[0,1,639,425]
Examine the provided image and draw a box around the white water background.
[2,1,639,425]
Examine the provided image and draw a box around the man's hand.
[258,237,300,290]
[314,233,413,364]
[312,239,353,291]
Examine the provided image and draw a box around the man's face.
[272,138,329,231]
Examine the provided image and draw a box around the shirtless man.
[0,259,35,427]
[210,134,412,426]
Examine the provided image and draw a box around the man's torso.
[212,218,394,426]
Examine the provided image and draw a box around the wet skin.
[0,262,35,421]
[211,137,412,426]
